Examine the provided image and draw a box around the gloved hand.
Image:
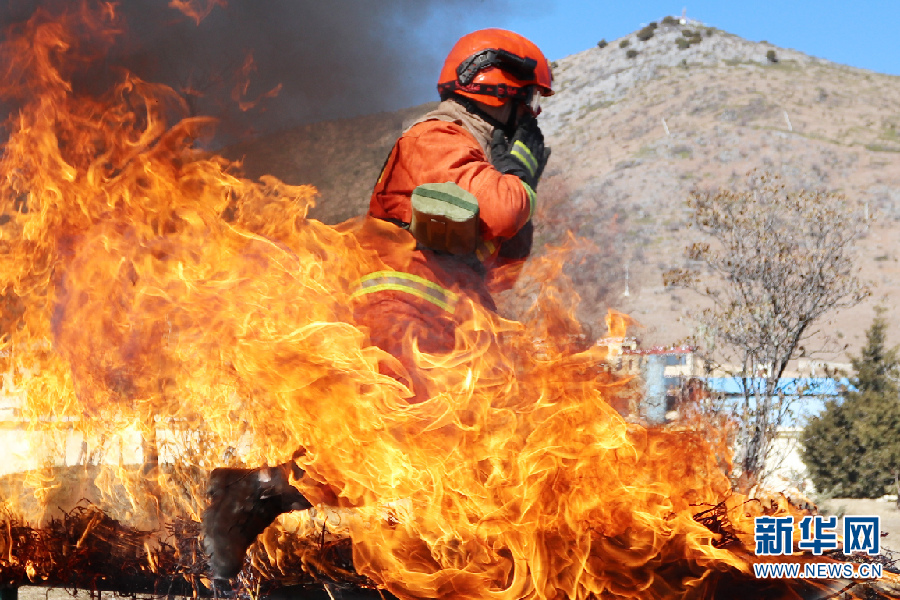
[490,116,551,190]
[498,218,533,260]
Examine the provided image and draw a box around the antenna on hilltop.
[681,7,687,24]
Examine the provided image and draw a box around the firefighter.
[202,28,554,580]
[350,27,553,400]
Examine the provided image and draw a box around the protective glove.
[490,116,551,190]
[498,219,533,260]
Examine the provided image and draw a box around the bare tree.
[664,172,869,491]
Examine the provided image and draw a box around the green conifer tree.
[802,310,900,499]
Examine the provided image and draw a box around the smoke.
[0,0,523,145]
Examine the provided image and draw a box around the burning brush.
[0,3,898,600]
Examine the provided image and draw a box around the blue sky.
[467,1,900,76]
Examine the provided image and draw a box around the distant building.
[594,334,849,492]
[597,335,699,423]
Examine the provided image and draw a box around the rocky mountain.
[224,18,900,360]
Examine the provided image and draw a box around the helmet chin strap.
[505,102,524,131]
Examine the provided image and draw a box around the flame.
[0,4,792,599]
[232,52,283,112]
[168,0,227,26]
[605,309,634,339]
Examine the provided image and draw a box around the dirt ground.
[817,497,900,553]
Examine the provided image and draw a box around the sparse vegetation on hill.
[636,22,657,42]
[677,29,703,49]
[536,20,900,353]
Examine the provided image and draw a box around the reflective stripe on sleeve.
[522,181,536,220]
[351,270,459,312]
[475,239,498,262]
[511,140,538,177]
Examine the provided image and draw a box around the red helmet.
[438,28,553,109]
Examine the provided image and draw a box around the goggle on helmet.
[438,28,553,115]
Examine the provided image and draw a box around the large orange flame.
[0,4,785,599]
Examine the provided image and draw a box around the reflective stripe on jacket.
[351,270,459,313]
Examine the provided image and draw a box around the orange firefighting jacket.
[369,99,536,244]
[350,100,536,398]
[358,100,535,314]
